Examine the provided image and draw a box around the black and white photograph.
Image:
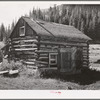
[0,1,100,94]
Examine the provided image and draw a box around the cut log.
[27,65,38,69]
[0,70,9,75]
[9,70,19,75]
[23,61,35,65]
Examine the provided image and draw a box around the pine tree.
[0,23,6,41]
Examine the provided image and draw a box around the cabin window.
[19,26,25,36]
[49,53,57,67]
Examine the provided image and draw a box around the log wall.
[10,36,89,71]
[10,36,39,69]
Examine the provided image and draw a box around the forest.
[1,4,100,44]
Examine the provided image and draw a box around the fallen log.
[0,70,9,75]
[9,70,19,75]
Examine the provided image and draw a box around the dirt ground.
[0,44,100,90]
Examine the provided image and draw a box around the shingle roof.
[22,17,52,36]
[23,17,91,41]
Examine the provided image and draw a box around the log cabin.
[9,16,91,74]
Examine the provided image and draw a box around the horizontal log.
[9,70,19,75]
[39,57,48,60]
[83,62,88,64]
[14,48,37,51]
[23,61,35,65]
[39,53,48,57]
[12,39,38,44]
[40,47,53,49]
[83,59,88,61]
[83,57,88,59]
[19,55,37,59]
[23,52,37,55]
[26,65,38,69]
[36,61,48,64]
[83,55,88,57]
[36,50,58,53]
[83,59,89,61]
[20,39,37,43]
[38,65,48,68]
[82,65,88,67]
[82,53,88,56]
[40,48,52,51]
[22,39,38,43]
[83,50,88,53]
[83,47,88,49]
[13,44,37,48]
[40,45,59,49]
[12,36,38,41]
[0,70,9,74]
[40,41,87,47]
[27,59,36,62]
[12,51,37,55]
[40,44,46,47]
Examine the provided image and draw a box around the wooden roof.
[11,16,92,42]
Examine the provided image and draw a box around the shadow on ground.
[40,69,100,85]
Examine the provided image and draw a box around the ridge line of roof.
[33,20,56,37]
[22,16,91,41]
